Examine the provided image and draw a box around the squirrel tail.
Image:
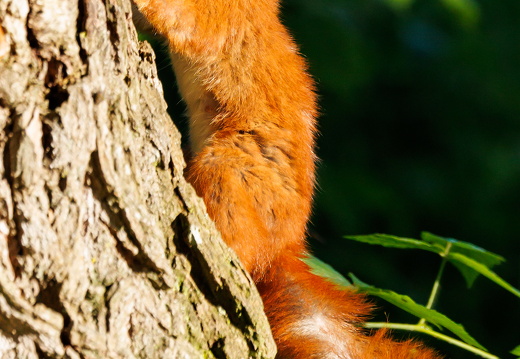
[256,253,442,359]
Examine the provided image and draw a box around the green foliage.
[306,233,520,358]
[446,253,520,298]
[347,232,520,297]
[304,256,353,288]
[350,273,486,350]
[345,233,438,252]
[510,345,520,356]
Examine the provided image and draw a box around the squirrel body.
[133,0,442,357]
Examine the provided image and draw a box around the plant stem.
[418,242,452,326]
[364,322,499,359]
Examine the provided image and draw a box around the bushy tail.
[256,253,442,359]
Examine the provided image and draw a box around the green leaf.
[303,256,353,288]
[421,232,505,287]
[450,261,481,288]
[344,234,442,253]
[346,232,509,289]
[446,253,520,298]
[350,274,487,351]
[421,232,504,267]
[510,345,520,355]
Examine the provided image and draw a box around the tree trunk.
[0,0,276,358]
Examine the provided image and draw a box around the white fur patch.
[170,53,217,154]
[294,312,352,359]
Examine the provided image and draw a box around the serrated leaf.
[346,232,508,288]
[446,253,520,298]
[303,256,353,288]
[510,345,520,355]
[350,274,486,350]
[422,232,505,287]
[345,234,442,253]
[450,261,481,288]
[421,232,504,267]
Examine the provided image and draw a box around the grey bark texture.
[0,0,276,358]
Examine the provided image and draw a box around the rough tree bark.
[0,0,276,358]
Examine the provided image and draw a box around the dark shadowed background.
[149,0,520,356]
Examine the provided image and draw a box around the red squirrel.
[132,0,442,357]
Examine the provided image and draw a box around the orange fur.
[133,0,442,357]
